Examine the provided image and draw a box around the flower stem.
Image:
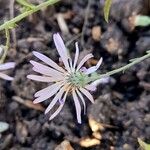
[0,0,60,31]
[90,51,150,82]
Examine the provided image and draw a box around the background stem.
[0,29,10,63]
[0,0,60,31]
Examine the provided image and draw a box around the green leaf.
[104,0,112,22]
[8,23,17,29]
[135,15,150,27]
[16,0,36,9]
[138,138,150,150]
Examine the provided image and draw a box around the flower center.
[67,71,88,88]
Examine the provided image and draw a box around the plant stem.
[90,51,150,82]
[0,0,60,31]
[0,29,10,63]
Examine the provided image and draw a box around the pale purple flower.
[0,62,15,81]
[27,33,103,123]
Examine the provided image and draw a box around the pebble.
[27,120,41,137]
[16,121,28,144]
[144,114,150,124]
[55,140,74,150]
[0,122,9,133]
[123,144,133,150]
[92,26,101,41]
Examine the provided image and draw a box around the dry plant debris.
[55,140,74,150]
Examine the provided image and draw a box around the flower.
[0,62,15,81]
[27,33,102,123]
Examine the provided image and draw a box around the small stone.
[144,114,150,124]
[17,39,30,49]
[16,121,28,144]
[32,41,46,50]
[136,70,147,80]
[123,143,133,150]
[79,137,100,148]
[72,28,80,34]
[27,120,41,137]
[105,38,119,54]
[92,26,101,41]
[55,140,74,150]
[0,122,9,133]
[9,102,19,113]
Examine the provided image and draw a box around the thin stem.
[9,0,17,47]
[0,29,10,63]
[90,51,150,82]
[0,0,60,31]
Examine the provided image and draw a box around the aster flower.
[27,33,103,123]
[0,62,15,81]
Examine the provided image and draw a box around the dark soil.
[0,0,150,149]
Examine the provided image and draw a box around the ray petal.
[72,89,82,124]
[27,74,59,82]
[33,51,65,73]
[45,87,65,114]
[79,88,94,103]
[76,54,93,71]
[33,83,62,103]
[90,76,110,87]
[53,33,71,72]
[96,57,103,69]
[34,82,62,97]
[0,62,15,70]
[84,57,103,74]
[73,42,79,69]
[76,89,86,114]
[0,72,14,81]
[30,60,63,77]
[85,84,97,92]
[49,87,69,120]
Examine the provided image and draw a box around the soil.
[0,0,150,150]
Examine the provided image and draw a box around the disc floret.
[67,71,89,88]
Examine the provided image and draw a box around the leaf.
[16,0,36,9]
[138,138,150,150]
[104,0,112,22]
[8,23,17,29]
[135,15,150,27]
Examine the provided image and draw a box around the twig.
[12,96,45,112]
[9,0,17,47]
[56,13,69,34]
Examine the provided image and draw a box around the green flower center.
[67,71,88,88]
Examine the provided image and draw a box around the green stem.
[90,51,150,82]
[0,29,10,63]
[0,0,60,31]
